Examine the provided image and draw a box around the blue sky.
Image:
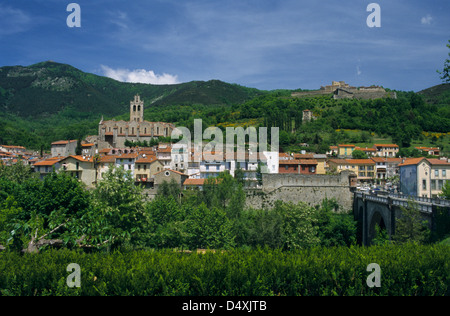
[0,0,449,91]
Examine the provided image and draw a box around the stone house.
[153,169,189,191]
[51,140,77,158]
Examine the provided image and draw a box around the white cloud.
[0,4,31,36]
[101,65,179,85]
[421,14,433,25]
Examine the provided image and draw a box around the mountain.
[417,83,450,106]
[0,61,265,150]
[0,61,264,119]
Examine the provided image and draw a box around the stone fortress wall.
[245,171,356,211]
[291,81,397,100]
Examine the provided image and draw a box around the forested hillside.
[0,61,449,152]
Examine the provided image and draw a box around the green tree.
[393,200,430,244]
[90,165,146,248]
[157,178,181,203]
[75,138,82,155]
[0,161,36,183]
[0,171,91,252]
[241,208,284,248]
[274,201,320,249]
[437,40,450,83]
[144,196,187,248]
[352,149,368,159]
[186,203,235,249]
[440,180,450,199]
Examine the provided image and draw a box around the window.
[438,180,444,190]
[431,180,436,190]
[443,170,447,177]
[422,179,427,190]
[435,170,439,177]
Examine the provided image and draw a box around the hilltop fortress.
[292,81,397,100]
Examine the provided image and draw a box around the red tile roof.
[373,144,399,148]
[51,140,77,145]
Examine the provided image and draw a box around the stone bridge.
[353,192,450,245]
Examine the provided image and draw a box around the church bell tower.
[130,95,144,123]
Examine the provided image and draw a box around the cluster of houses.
[1,140,448,199]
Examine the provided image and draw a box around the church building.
[97,95,175,150]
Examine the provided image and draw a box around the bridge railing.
[389,193,450,207]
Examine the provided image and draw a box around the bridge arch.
[365,202,392,245]
[368,210,387,243]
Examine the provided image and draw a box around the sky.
[0,0,449,91]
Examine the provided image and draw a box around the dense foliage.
[0,244,448,296]
[0,163,358,252]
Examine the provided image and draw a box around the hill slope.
[0,61,263,119]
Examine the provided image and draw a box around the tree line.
[0,163,358,253]
[2,162,447,253]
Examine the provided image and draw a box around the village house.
[373,144,399,157]
[338,144,355,158]
[0,145,26,155]
[153,169,189,192]
[60,155,97,187]
[115,152,139,174]
[97,155,117,181]
[156,144,172,169]
[371,157,402,184]
[399,158,450,198]
[327,146,338,156]
[33,157,66,179]
[415,147,440,156]
[327,159,375,184]
[81,143,96,157]
[279,159,318,175]
[51,140,77,158]
[355,146,376,157]
[135,155,164,188]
